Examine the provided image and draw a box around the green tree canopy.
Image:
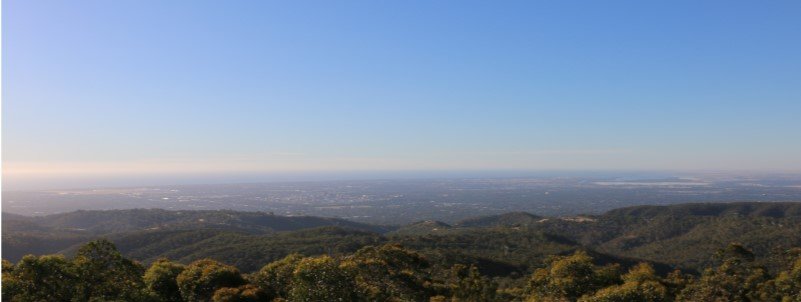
[341,243,433,301]
[579,263,667,302]
[144,258,186,302]
[2,254,76,302]
[755,249,801,302]
[526,251,621,302]
[177,259,246,302]
[289,255,357,302]
[252,253,303,300]
[72,239,147,301]
[211,284,266,302]
[678,243,769,302]
[448,264,498,302]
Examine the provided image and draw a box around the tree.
[252,253,303,300]
[177,259,246,302]
[144,258,185,302]
[211,285,266,302]
[2,255,77,302]
[2,259,13,272]
[2,259,19,301]
[72,239,147,301]
[756,249,801,302]
[662,269,693,300]
[289,255,357,301]
[677,243,768,302]
[579,263,667,302]
[448,264,497,302]
[341,244,433,301]
[526,251,620,302]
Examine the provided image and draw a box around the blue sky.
[4,1,801,189]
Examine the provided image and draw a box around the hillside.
[3,208,390,234]
[390,220,452,235]
[533,202,801,271]
[603,201,801,218]
[391,201,801,274]
[5,202,801,276]
[5,235,801,301]
[456,212,543,228]
[1,209,389,262]
[51,226,385,272]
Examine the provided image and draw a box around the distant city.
[4,173,801,225]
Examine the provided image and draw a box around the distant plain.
[5,173,801,225]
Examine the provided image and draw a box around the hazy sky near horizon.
[4,0,801,189]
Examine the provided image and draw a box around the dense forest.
[3,239,801,301]
[3,202,801,301]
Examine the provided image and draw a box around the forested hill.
[4,238,799,302]
[603,201,801,218]
[456,212,543,228]
[1,209,391,264]
[4,202,801,276]
[538,202,801,272]
[2,208,390,234]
